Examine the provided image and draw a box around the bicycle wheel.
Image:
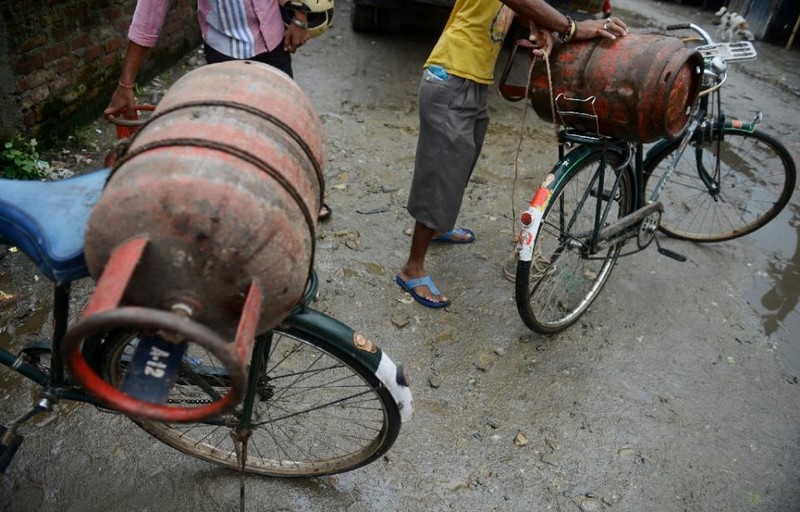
[94,325,402,477]
[644,127,796,242]
[516,150,634,334]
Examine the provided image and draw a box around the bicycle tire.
[644,127,796,242]
[515,149,634,334]
[93,324,402,477]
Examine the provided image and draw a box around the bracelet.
[118,80,135,89]
[559,16,576,44]
[291,18,309,29]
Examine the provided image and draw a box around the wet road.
[1,0,799,510]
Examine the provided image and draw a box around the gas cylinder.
[84,60,325,338]
[528,33,704,143]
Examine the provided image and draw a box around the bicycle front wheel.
[644,127,796,242]
[95,325,402,477]
[515,150,633,335]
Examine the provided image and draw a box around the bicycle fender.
[283,308,414,422]
[643,119,760,174]
[517,145,593,262]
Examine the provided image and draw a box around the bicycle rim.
[97,328,400,477]
[515,151,632,334]
[645,128,796,242]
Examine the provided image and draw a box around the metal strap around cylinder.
[107,100,325,204]
[105,138,317,283]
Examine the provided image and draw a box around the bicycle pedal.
[0,425,24,473]
[658,247,687,262]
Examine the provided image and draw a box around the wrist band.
[291,18,309,29]
[118,80,135,89]
[559,16,576,44]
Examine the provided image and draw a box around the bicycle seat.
[0,169,110,284]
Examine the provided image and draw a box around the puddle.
[745,202,800,376]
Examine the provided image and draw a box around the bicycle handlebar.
[666,22,715,45]
[665,23,729,96]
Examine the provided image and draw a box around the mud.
[1,0,799,510]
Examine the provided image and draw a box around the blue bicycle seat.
[0,169,110,284]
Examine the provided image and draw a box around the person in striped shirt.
[104,0,333,220]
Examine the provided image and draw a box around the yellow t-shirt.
[424,0,515,85]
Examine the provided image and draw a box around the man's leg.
[399,222,444,304]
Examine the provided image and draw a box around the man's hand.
[574,16,627,41]
[104,40,149,120]
[284,13,310,53]
[528,23,553,58]
[104,85,137,120]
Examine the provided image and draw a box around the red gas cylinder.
[84,60,325,338]
[528,33,704,143]
[62,61,326,422]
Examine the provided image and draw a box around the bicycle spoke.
[646,128,794,242]
[96,326,400,476]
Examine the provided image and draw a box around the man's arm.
[505,0,627,42]
[105,0,170,117]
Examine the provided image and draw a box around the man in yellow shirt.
[396,0,627,308]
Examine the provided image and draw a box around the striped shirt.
[129,0,285,59]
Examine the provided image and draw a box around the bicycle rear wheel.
[94,325,401,477]
[515,150,633,334]
[644,127,796,242]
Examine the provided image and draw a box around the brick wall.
[0,0,201,143]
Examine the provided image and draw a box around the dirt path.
[1,0,799,510]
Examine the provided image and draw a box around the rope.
[502,48,558,282]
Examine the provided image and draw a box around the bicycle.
[0,168,413,476]
[504,23,796,334]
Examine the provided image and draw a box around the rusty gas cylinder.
[528,33,704,143]
[84,60,325,337]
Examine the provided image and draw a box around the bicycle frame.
[518,131,653,262]
[0,282,108,407]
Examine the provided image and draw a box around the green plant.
[0,136,50,180]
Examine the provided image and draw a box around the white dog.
[715,6,755,42]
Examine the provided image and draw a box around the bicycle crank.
[596,201,664,250]
[637,210,661,249]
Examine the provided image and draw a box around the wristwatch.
[291,18,309,29]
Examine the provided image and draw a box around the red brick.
[105,38,123,53]
[15,34,48,54]
[55,56,78,74]
[18,69,52,92]
[21,84,50,110]
[83,45,104,63]
[44,44,69,62]
[69,34,91,52]
[14,53,45,75]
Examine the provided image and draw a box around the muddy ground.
[1,0,799,510]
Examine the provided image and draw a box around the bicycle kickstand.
[0,394,56,473]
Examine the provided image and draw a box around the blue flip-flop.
[395,274,451,308]
[431,227,475,244]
